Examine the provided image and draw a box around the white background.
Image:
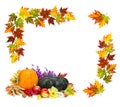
[0,0,120,107]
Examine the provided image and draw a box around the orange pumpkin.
[18,68,38,89]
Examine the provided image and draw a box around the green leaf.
[9,13,17,21]
[15,18,24,28]
[30,8,40,18]
[97,68,106,78]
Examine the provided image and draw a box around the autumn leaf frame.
[5,6,75,63]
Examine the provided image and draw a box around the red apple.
[40,88,49,98]
[32,86,41,95]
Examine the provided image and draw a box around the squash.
[18,68,38,89]
[38,76,69,91]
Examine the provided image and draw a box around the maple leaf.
[103,75,112,83]
[107,54,115,60]
[14,18,24,28]
[56,14,65,23]
[13,28,24,39]
[40,8,50,19]
[30,8,40,18]
[98,40,107,48]
[50,6,58,18]
[10,53,20,63]
[88,10,110,28]
[14,38,26,47]
[25,17,34,24]
[35,18,45,27]
[19,7,31,18]
[97,49,108,58]
[60,7,68,15]
[48,17,55,25]
[15,48,24,56]
[83,80,104,97]
[105,44,114,53]
[7,36,15,43]
[8,44,18,53]
[97,68,106,78]
[65,12,75,21]
[5,23,14,33]
[98,57,109,68]
[58,72,67,77]
[103,33,112,44]
[107,64,116,73]
[9,13,17,22]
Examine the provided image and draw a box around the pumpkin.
[18,68,38,89]
[38,76,69,91]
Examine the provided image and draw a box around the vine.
[5,6,75,63]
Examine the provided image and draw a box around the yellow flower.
[48,86,59,98]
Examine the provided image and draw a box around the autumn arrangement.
[83,10,116,97]
[6,65,76,99]
[5,7,116,98]
[5,6,75,63]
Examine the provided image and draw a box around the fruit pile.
[6,65,76,99]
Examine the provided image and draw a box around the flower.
[48,86,59,98]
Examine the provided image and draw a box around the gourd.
[38,76,69,91]
[18,68,38,89]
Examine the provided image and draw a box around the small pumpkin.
[38,76,69,91]
[18,68,38,89]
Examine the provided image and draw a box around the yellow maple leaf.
[65,12,76,21]
[103,33,112,44]
[14,38,26,47]
[11,53,20,63]
[94,80,104,94]
[97,49,108,58]
[19,7,31,18]
[50,6,58,18]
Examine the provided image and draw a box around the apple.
[40,88,49,98]
[32,86,41,95]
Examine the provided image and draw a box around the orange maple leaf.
[89,10,110,28]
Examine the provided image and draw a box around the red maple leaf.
[48,17,55,25]
[40,8,50,19]
[107,54,115,60]
[15,48,24,56]
[98,57,109,68]
[60,7,68,15]
[98,40,107,48]
[58,72,67,77]
[7,36,15,43]
[13,28,24,39]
